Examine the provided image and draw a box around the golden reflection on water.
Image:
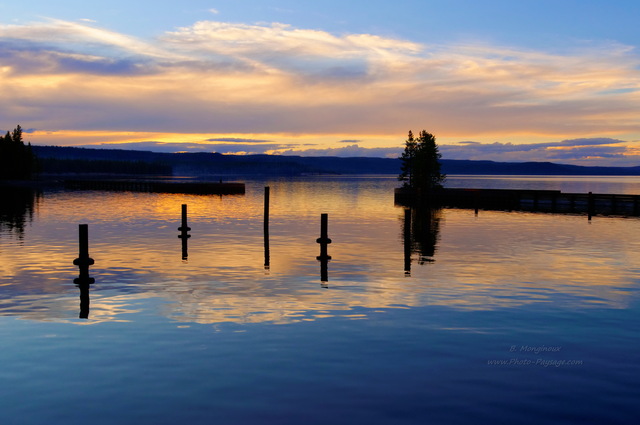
[1,178,640,324]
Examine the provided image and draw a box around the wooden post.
[316,213,332,259]
[264,187,270,229]
[316,213,332,283]
[73,224,95,268]
[264,187,270,269]
[178,204,191,233]
[73,224,95,322]
[588,192,594,220]
[178,204,191,260]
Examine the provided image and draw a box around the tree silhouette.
[0,125,36,180]
[398,130,445,191]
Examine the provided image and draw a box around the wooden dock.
[65,179,245,195]
[395,187,640,217]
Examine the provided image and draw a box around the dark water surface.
[1,176,639,424]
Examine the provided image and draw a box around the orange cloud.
[1,19,639,160]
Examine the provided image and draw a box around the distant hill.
[439,159,640,176]
[32,145,640,177]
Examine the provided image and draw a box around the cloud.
[1,18,639,167]
[439,138,640,166]
[205,137,275,144]
[280,144,401,158]
[208,9,220,15]
[83,140,292,154]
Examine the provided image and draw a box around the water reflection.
[1,177,639,325]
[402,205,442,274]
[403,209,412,275]
[76,279,92,319]
[0,185,40,238]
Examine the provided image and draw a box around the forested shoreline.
[4,137,640,180]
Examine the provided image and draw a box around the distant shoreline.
[25,145,640,178]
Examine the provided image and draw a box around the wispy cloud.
[1,18,640,164]
[279,144,401,158]
[78,139,294,154]
[440,138,640,166]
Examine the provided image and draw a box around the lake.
[1,175,639,424]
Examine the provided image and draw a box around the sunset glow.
[2,1,640,165]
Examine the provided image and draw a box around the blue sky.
[1,1,639,165]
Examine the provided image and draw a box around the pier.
[395,187,640,217]
[64,179,245,195]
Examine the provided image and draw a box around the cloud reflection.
[2,182,639,325]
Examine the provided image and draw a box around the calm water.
[1,175,639,424]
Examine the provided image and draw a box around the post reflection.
[74,270,94,319]
[402,205,442,272]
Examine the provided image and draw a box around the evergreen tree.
[12,125,23,145]
[398,129,445,191]
[0,125,36,180]
[398,130,417,187]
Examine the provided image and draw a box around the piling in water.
[72,223,94,318]
[264,187,270,269]
[316,213,332,260]
[178,204,191,260]
[178,204,191,233]
[316,213,332,284]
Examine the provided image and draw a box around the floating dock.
[65,179,245,195]
[395,188,640,217]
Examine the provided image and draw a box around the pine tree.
[12,125,23,145]
[398,129,445,191]
[0,125,36,180]
[398,130,417,187]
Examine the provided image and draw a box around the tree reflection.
[402,205,442,273]
[0,185,40,238]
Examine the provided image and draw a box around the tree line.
[1,125,172,178]
[0,125,37,180]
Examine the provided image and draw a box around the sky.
[1,0,639,166]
